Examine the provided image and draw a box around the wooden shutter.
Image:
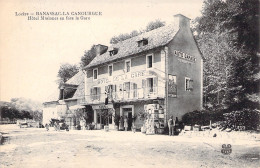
[90,88,93,100]
[189,79,193,90]
[154,77,158,87]
[142,79,146,88]
[130,82,134,90]
[97,87,101,100]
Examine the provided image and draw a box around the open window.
[138,38,148,47]
[109,48,118,56]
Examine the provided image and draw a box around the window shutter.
[119,84,123,91]
[90,88,93,100]
[130,82,134,90]
[189,80,193,90]
[97,87,101,100]
[154,77,158,87]
[142,79,146,88]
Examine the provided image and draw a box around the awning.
[69,105,85,110]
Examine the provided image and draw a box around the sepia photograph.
[0,0,259,167]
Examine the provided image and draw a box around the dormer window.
[109,48,118,56]
[138,38,148,47]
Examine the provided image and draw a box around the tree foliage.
[57,63,79,84]
[194,0,259,112]
[80,45,97,68]
[0,98,43,120]
[110,19,165,44]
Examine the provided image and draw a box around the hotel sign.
[174,50,196,63]
[96,70,154,85]
[113,71,146,82]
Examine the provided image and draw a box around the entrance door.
[123,107,133,131]
[127,112,132,130]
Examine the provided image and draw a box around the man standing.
[168,116,174,136]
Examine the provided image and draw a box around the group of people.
[119,116,129,131]
[168,116,179,136]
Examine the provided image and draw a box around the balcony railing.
[79,87,165,105]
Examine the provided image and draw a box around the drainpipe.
[162,46,169,127]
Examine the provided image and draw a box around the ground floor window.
[97,109,112,125]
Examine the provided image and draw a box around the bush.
[182,110,225,126]
[223,109,259,130]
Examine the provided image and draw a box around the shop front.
[115,99,166,133]
[92,104,114,130]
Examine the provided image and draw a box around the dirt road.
[0,125,259,168]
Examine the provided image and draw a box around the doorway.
[121,105,134,131]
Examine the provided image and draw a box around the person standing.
[124,116,128,131]
[45,123,49,131]
[168,116,174,136]
[119,116,124,131]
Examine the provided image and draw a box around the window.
[146,54,153,68]
[125,60,131,73]
[93,68,98,80]
[109,48,118,56]
[138,38,148,47]
[108,65,113,76]
[147,78,153,92]
[142,77,158,97]
[185,77,193,91]
[90,87,101,100]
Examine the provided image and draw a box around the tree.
[80,45,97,68]
[57,63,79,84]
[110,19,165,44]
[145,19,165,32]
[194,0,259,113]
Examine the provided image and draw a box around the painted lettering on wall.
[174,50,196,63]
[96,70,157,85]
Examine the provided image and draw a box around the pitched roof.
[44,71,85,103]
[71,80,85,99]
[86,24,178,69]
[65,70,84,85]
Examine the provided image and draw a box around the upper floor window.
[138,38,148,47]
[185,77,193,91]
[109,48,118,56]
[108,64,113,76]
[125,59,131,73]
[93,68,98,80]
[146,54,153,68]
[90,87,101,100]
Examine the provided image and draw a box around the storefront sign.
[92,104,113,110]
[95,70,158,85]
[168,75,177,97]
[97,78,110,85]
[174,50,196,62]
[113,70,147,82]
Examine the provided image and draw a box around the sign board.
[168,75,177,97]
[92,104,113,110]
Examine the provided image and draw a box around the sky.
[0,0,204,103]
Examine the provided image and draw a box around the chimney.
[95,44,108,56]
[173,14,191,30]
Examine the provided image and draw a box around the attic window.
[109,48,118,56]
[138,38,148,47]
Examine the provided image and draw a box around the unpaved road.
[0,125,259,168]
